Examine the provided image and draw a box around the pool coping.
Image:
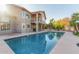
[0,29,66,40]
[0,30,48,40]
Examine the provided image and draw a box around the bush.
[73,32,79,36]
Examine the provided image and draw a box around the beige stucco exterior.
[0,4,46,34]
[31,11,46,32]
[7,4,32,33]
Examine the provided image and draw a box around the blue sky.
[19,4,79,24]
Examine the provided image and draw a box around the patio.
[51,32,79,54]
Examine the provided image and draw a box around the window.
[26,14,29,19]
[0,17,10,31]
[19,12,26,17]
[0,23,10,31]
[19,11,30,19]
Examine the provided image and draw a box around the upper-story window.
[19,11,30,19]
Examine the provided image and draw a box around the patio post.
[36,13,39,32]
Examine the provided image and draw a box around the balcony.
[31,19,45,24]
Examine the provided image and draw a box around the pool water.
[5,32,64,54]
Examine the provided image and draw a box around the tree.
[71,13,79,32]
[53,20,64,30]
[49,18,54,29]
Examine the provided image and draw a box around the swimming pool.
[5,32,64,54]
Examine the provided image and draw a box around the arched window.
[19,11,30,19]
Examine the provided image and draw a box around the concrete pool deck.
[51,32,79,54]
[0,30,79,54]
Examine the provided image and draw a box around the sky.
[18,4,79,24]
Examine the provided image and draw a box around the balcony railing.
[31,19,45,24]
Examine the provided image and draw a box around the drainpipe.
[36,13,39,32]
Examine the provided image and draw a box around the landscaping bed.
[73,32,79,36]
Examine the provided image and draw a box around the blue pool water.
[5,32,64,54]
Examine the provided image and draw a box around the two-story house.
[0,4,46,35]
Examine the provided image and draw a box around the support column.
[41,24,42,31]
[36,13,39,32]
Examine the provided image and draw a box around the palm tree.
[49,18,54,29]
[71,13,79,32]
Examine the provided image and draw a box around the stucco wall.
[0,5,32,34]
[7,5,32,33]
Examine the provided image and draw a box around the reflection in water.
[45,32,58,53]
[56,32,64,39]
[47,32,55,40]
